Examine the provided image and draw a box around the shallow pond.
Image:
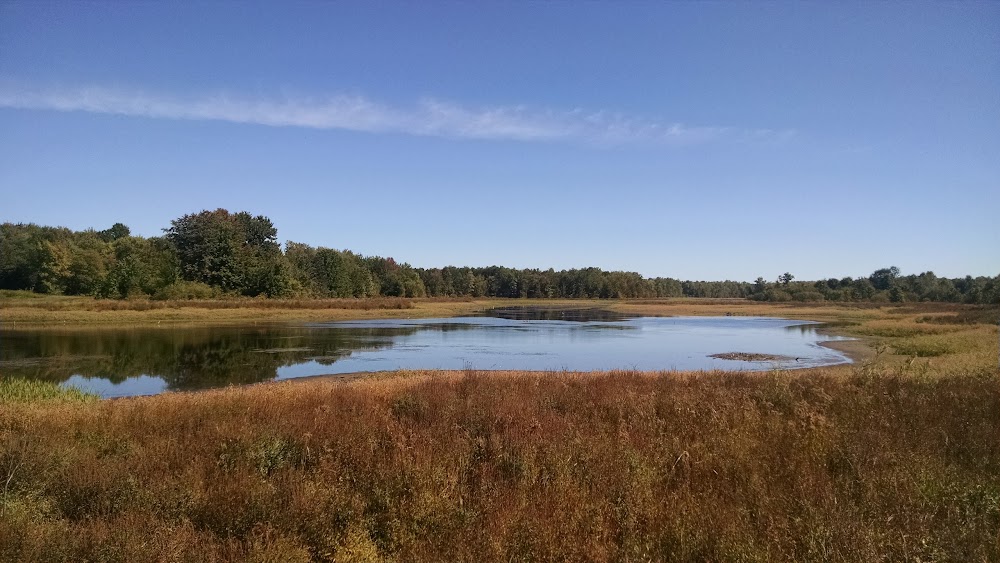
[1,308,851,398]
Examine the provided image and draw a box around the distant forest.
[2,209,998,304]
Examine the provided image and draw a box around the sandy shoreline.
[819,338,871,364]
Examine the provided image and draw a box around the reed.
[1,363,997,561]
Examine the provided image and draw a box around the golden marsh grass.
[1,300,997,560]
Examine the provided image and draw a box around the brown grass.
[4,294,992,329]
[2,365,998,561]
[2,300,998,560]
[0,296,493,326]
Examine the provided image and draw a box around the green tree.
[0,223,48,290]
[753,277,769,293]
[164,209,289,296]
[652,277,683,298]
[99,223,131,242]
[869,266,900,291]
[37,239,73,294]
[66,232,111,295]
[888,286,905,303]
[852,278,877,300]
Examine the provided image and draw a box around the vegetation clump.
[708,352,793,362]
[0,378,97,404]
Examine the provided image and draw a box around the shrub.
[153,281,219,300]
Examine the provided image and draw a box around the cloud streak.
[0,84,791,146]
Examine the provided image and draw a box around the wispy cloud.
[0,84,792,146]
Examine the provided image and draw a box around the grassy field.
[3,292,860,327]
[0,290,492,326]
[1,300,997,561]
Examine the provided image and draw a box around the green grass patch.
[851,324,957,338]
[891,329,987,358]
[0,289,49,300]
[0,378,98,404]
[918,307,1000,325]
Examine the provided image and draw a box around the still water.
[1,308,851,398]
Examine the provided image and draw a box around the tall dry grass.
[2,300,997,560]
[6,296,416,312]
[0,296,490,326]
[2,363,998,561]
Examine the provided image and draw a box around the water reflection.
[1,326,404,394]
[482,306,634,322]
[0,313,852,398]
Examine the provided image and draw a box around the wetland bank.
[3,305,853,398]
[1,298,999,560]
[0,229,998,560]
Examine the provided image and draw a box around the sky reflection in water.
[1,310,851,398]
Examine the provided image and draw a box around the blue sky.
[1,2,997,281]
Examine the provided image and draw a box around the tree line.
[1,209,997,304]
